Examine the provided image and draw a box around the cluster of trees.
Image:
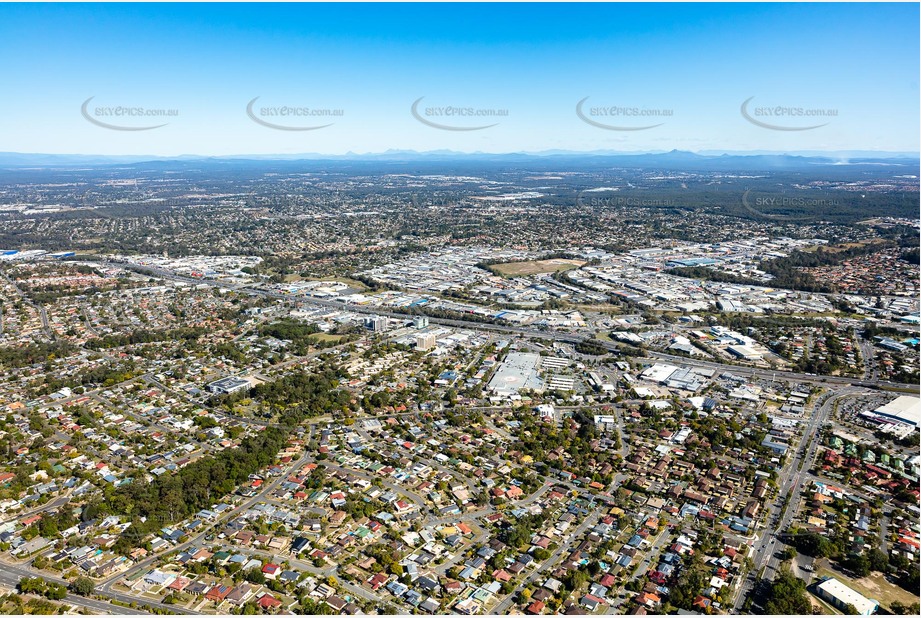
[249,370,354,422]
[788,531,919,593]
[669,265,828,293]
[360,388,407,412]
[212,341,247,364]
[512,409,619,486]
[399,304,509,326]
[760,567,813,615]
[574,339,609,356]
[499,513,548,550]
[710,313,826,333]
[788,531,841,559]
[12,263,96,280]
[85,327,205,349]
[363,542,406,576]
[259,320,321,355]
[686,415,770,456]
[17,577,68,601]
[39,361,141,395]
[104,425,289,552]
[841,548,889,577]
[70,576,95,597]
[900,247,920,264]
[861,322,913,341]
[890,601,921,615]
[22,508,77,541]
[295,596,336,615]
[0,340,75,369]
[103,368,355,552]
[560,565,592,597]
[663,553,713,610]
[793,330,853,376]
[343,493,379,521]
[0,592,63,615]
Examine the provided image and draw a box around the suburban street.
[0,259,910,616]
[730,387,863,611]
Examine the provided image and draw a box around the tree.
[866,547,888,573]
[843,553,870,578]
[44,582,67,600]
[18,577,47,595]
[70,576,95,597]
[762,567,812,615]
[244,568,266,585]
[791,531,834,558]
[890,601,921,615]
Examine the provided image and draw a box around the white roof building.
[640,363,679,383]
[872,396,920,427]
[816,577,878,616]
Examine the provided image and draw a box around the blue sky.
[0,3,917,156]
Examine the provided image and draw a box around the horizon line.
[1,148,919,162]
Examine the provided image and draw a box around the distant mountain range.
[0,149,917,171]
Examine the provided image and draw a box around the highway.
[6,259,908,614]
[105,259,920,395]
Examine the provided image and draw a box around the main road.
[730,387,863,612]
[104,260,919,395]
[98,427,317,597]
[0,560,154,615]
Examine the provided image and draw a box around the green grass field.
[815,562,919,611]
[489,258,585,277]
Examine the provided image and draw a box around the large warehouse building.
[815,578,878,616]
[865,396,920,427]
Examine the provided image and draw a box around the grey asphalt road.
[0,560,150,615]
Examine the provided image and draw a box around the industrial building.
[640,363,679,384]
[867,396,920,427]
[815,577,878,615]
[727,344,762,361]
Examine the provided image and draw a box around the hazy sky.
[0,3,918,155]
